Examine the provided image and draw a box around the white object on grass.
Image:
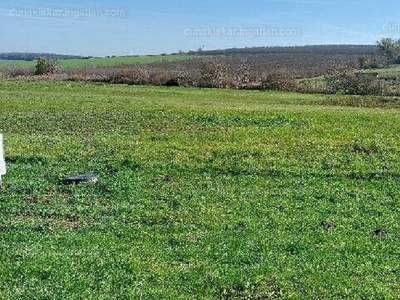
[0,134,6,190]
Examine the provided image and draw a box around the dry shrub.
[4,66,34,77]
[67,74,89,82]
[108,65,150,85]
[199,58,228,88]
[233,60,252,89]
[149,70,173,86]
[260,71,295,91]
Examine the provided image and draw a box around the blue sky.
[1,0,400,56]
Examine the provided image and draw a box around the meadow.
[1,80,400,299]
[0,54,192,70]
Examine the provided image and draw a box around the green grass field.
[1,80,400,299]
[0,54,193,70]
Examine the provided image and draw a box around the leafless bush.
[149,70,174,86]
[4,65,34,77]
[233,60,252,89]
[67,73,90,82]
[108,65,150,85]
[260,71,296,91]
[198,58,229,88]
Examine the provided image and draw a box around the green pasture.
[0,54,193,70]
[0,80,400,298]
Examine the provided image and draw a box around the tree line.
[0,52,84,61]
[188,45,377,56]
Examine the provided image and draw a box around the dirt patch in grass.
[57,220,83,230]
[8,211,85,232]
[321,220,336,231]
[22,188,72,204]
[352,141,379,155]
[372,228,387,237]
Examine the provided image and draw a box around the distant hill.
[189,45,378,56]
[0,52,86,61]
